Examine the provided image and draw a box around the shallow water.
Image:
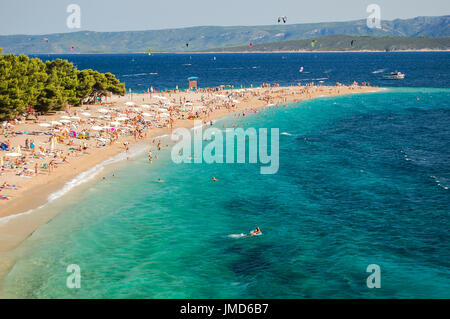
[1,87,449,298]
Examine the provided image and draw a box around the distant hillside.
[202,35,450,52]
[0,15,449,54]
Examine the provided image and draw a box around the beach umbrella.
[141,105,151,109]
[160,113,170,117]
[50,137,56,151]
[61,116,71,119]
[5,152,21,157]
[125,102,135,106]
[60,119,71,123]
[51,121,62,126]
[116,117,129,121]
[70,116,81,121]
[81,112,91,116]
[158,108,168,112]
[91,125,104,131]
[110,121,121,127]
[142,112,154,117]
[39,123,51,127]
[98,109,109,113]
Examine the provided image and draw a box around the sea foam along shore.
[0,84,381,273]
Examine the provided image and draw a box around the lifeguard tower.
[187,76,198,90]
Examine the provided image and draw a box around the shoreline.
[0,85,382,278]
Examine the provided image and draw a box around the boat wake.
[372,68,387,74]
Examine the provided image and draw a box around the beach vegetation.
[0,51,125,120]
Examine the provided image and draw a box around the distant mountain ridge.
[0,15,449,54]
[203,35,450,52]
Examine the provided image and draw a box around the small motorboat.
[382,71,405,80]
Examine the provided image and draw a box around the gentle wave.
[0,135,168,226]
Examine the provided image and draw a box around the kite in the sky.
[249,42,253,48]
[43,38,49,43]
[278,16,287,24]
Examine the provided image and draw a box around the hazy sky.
[1,0,449,35]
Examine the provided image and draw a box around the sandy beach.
[0,83,381,263]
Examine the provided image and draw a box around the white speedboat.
[382,71,405,80]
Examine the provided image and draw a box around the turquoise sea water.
[0,87,449,298]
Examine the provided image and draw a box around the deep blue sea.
[0,53,449,298]
[31,52,450,91]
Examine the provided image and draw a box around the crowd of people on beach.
[0,82,373,203]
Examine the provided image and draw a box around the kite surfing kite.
[43,38,49,43]
[71,45,75,51]
[249,42,253,48]
[278,16,287,23]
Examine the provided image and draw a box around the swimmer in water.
[250,227,262,236]
[156,179,164,183]
[212,177,218,182]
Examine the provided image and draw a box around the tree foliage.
[0,50,125,120]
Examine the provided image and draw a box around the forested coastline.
[0,48,125,120]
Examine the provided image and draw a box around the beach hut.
[187,76,198,90]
